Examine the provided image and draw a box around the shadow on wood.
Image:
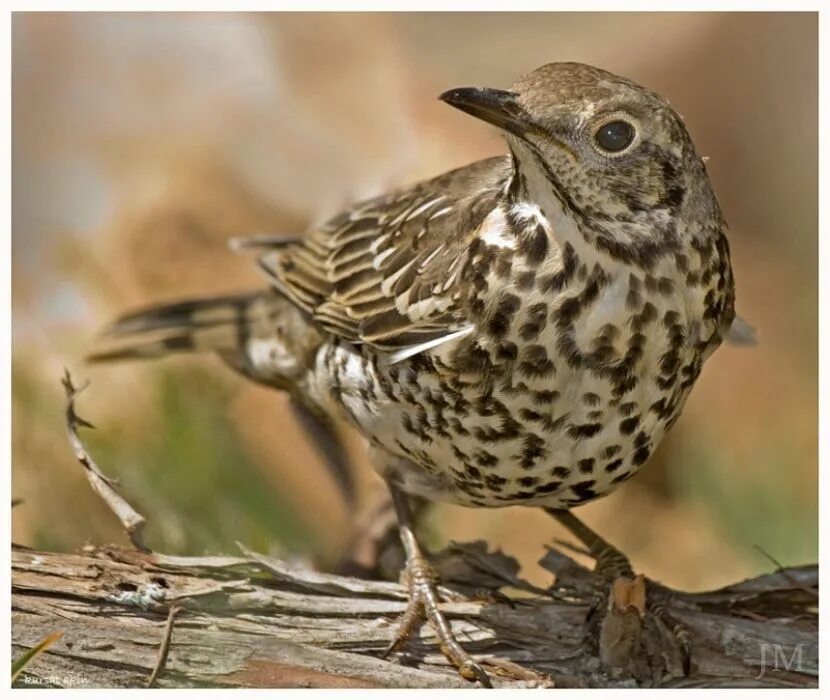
[11,540,817,688]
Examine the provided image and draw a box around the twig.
[61,369,149,552]
[752,544,818,599]
[147,605,181,687]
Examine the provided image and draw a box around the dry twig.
[61,370,148,552]
[146,606,181,688]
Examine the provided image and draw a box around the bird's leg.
[336,491,432,580]
[544,508,633,581]
[545,508,691,677]
[382,483,492,687]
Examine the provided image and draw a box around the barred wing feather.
[257,156,511,354]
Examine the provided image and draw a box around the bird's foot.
[382,552,492,687]
[546,509,691,679]
[594,572,692,679]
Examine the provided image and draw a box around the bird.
[90,62,740,686]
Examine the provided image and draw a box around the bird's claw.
[384,554,492,687]
[458,658,493,687]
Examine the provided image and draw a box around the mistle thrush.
[91,62,742,685]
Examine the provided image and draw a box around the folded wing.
[257,156,511,355]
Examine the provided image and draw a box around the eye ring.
[592,118,638,155]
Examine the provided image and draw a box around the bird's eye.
[594,120,636,154]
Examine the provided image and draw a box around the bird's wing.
[258,156,511,356]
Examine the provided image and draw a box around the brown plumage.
[90,62,744,685]
[259,157,511,349]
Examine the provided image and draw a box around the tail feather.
[88,290,322,387]
[87,331,205,363]
[100,293,260,338]
[90,292,273,363]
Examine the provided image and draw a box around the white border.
[4,4,823,698]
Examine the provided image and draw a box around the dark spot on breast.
[582,392,601,406]
[464,464,482,480]
[519,344,556,378]
[612,374,638,398]
[451,445,469,465]
[473,449,499,468]
[516,434,548,470]
[578,458,595,474]
[519,407,543,422]
[631,446,651,466]
[495,255,513,279]
[516,270,536,290]
[521,224,549,264]
[534,390,559,405]
[650,398,669,418]
[603,444,622,458]
[497,341,518,361]
[484,473,507,489]
[640,302,658,325]
[605,458,624,473]
[519,302,549,341]
[657,277,675,295]
[497,291,521,311]
[570,480,597,500]
[537,242,577,294]
[536,481,563,494]
[487,314,510,338]
[619,402,637,416]
[567,422,603,440]
[619,416,640,435]
[656,374,677,390]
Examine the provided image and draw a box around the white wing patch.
[387,325,475,365]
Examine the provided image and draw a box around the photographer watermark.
[17,672,90,687]
[755,643,805,679]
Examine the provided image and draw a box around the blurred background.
[12,12,817,590]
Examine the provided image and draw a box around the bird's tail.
[88,290,322,389]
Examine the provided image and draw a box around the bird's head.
[440,62,722,266]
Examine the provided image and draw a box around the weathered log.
[11,540,817,688]
[11,372,817,688]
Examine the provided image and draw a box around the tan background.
[12,12,817,590]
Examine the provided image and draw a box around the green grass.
[81,369,317,556]
[672,442,817,569]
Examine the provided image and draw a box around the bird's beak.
[439,87,529,136]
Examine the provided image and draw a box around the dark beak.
[439,87,528,136]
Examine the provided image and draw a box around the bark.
[13,372,816,688]
[11,541,817,689]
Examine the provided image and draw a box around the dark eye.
[594,120,636,153]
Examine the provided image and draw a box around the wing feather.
[258,156,511,351]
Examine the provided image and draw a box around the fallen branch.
[10,543,818,688]
[9,373,818,688]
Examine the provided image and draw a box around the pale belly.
[321,327,695,509]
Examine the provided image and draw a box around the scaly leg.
[545,508,634,581]
[382,483,492,687]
